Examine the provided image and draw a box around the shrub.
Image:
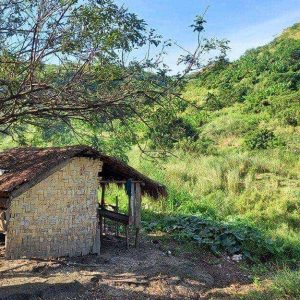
[244,129,281,150]
[204,92,223,110]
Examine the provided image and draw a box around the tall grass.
[129,148,300,261]
[243,268,300,299]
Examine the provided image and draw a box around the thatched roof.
[0,146,167,208]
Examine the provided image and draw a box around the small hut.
[0,146,166,259]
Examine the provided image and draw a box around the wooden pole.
[100,184,106,207]
[115,196,119,237]
[134,183,142,248]
[99,184,106,241]
[128,181,135,225]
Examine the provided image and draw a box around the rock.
[232,254,243,262]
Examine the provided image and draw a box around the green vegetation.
[128,23,300,264]
[126,24,300,298]
[143,214,277,261]
[0,10,300,297]
[1,22,299,264]
[242,268,300,299]
[132,149,300,262]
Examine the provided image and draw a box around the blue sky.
[116,0,300,71]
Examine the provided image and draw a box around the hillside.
[183,22,300,152]
[130,23,300,263]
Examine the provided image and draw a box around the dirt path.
[0,235,252,299]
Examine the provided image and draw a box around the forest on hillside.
[0,1,300,298]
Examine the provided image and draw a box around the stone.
[232,254,243,262]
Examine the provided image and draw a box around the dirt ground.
[0,235,254,300]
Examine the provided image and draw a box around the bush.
[244,129,281,150]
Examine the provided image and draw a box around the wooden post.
[128,181,135,225]
[100,184,106,235]
[115,196,119,237]
[127,181,134,249]
[134,183,142,248]
[101,184,106,207]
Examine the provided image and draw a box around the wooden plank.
[98,209,129,225]
[134,183,142,228]
[115,196,119,237]
[128,182,135,225]
[134,183,142,248]
[100,184,106,207]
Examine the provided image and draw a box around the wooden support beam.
[128,181,135,225]
[98,180,143,250]
[115,196,119,237]
[134,183,142,228]
[134,183,142,248]
[98,208,129,225]
[100,184,105,207]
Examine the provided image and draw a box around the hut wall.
[5,157,102,259]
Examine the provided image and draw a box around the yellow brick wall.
[5,157,102,259]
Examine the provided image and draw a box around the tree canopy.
[0,0,228,156]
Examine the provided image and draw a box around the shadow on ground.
[0,235,252,299]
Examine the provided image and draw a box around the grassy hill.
[130,23,300,263]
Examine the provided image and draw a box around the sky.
[116,0,300,71]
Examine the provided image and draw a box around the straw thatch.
[0,146,167,208]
